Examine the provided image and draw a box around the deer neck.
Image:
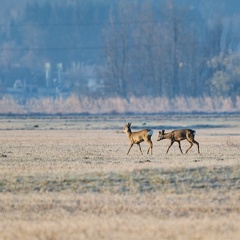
[125,129,132,138]
[163,132,172,140]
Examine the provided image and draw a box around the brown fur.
[122,123,153,155]
[157,129,200,154]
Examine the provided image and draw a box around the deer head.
[157,130,165,141]
[122,123,131,133]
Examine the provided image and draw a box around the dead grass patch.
[0,115,239,239]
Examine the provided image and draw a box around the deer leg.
[127,144,134,155]
[193,139,200,154]
[147,140,153,155]
[137,143,143,155]
[185,141,193,154]
[166,141,174,154]
[178,141,184,154]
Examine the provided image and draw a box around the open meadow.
[0,113,240,240]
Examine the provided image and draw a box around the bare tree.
[103,3,134,97]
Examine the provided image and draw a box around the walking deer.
[122,123,153,155]
[157,129,200,154]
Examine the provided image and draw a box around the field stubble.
[0,115,240,240]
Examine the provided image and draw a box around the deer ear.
[128,123,131,126]
[162,130,165,134]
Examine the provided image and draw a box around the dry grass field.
[0,114,239,240]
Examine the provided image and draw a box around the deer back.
[130,129,152,143]
[172,129,195,141]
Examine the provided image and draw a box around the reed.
[0,95,239,114]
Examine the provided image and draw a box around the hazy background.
[0,0,240,113]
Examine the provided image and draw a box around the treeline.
[0,0,239,101]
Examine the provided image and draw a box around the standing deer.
[157,129,200,154]
[122,123,153,155]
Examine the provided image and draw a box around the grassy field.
[0,114,240,240]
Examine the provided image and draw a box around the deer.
[122,123,153,155]
[157,129,200,154]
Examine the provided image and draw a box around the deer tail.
[148,130,153,136]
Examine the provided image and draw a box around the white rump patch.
[148,130,153,136]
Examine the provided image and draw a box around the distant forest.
[0,0,240,102]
